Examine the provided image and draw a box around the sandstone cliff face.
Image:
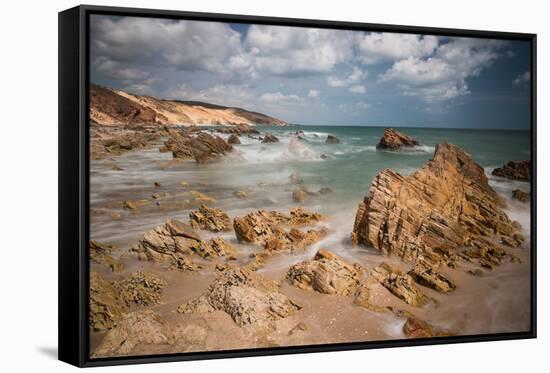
[90,84,287,126]
[376,128,419,150]
[352,143,523,267]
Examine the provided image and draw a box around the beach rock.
[352,143,523,266]
[189,190,215,203]
[90,127,161,160]
[164,129,232,163]
[154,181,161,187]
[189,205,231,232]
[123,200,139,210]
[376,128,419,150]
[233,190,249,199]
[89,272,127,331]
[288,322,308,336]
[178,268,300,333]
[227,134,241,144]
[402,317,448,338]
[512,189,530,202]
[207,237,237,258]
[216,124,260,135]
[353,277,393,313]
[115,271,167,307]
[89,240,124,272]
[262,133,280,143]
[287,249,363,295]
[152,192,161,199]
[492,160,531,181]
[318,187,334,195]
[408,261,456,293]
[292,188,311,203]
[371,263,429,306]
[326,135,341,144]
[288,207,324,225]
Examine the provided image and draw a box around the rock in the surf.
[326,134,341,144]
[492,160,531,181]
[376,128,419,150]
[89,240,124,272]
[512,189,530,202]
[164,129,232,163]
[261,133,280,143]
[189,204,231,232]
[371,263,429,307]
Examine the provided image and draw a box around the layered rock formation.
[89,240,124,272]
[492,160,531,181]
[402,317,449,338]
[512,189,530,202]
[164,129,233,163]
[90,125,163,160]
[90,84,287,126]
[370,263,429,306]
[352,143,523,269]
[178,268,300,333]
[189,205,231,232]
[287,249,363,295]
[233,208,326,253]
[376,128,419,150]
[261,133,279,143]
[90,272,127,331]
[227,134,241,144]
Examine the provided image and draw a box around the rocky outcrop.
[261,133,279,143]
[216,124,260,135]
[189,205,231,232]
[227,134,241,144]
[512,189,530,202]
[233,208,326,253]
[408,261,456,293]
[90,125,162,159]
[376,128,419,150]
[492,160,531,181]
[89,240,124,272]
[352,143,523,268]
[287,249,363,295]
[91,84,287,126]
[114,271,167,307]
[92,310,209,357]
[402,317,448,338]
[178,268,300,333]
[326,135,341,144]
[89,272,127,331]
[292,188,314,203]
[371,263,429,307]
[164,129,233,163]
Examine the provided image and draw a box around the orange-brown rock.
[408,260,456,293]
[402,317,449,338]
[352,143,523,267]
[227,134,241,144]
[287,249,363,295]
[492,160,531,181]
[512,189,530,202]
[370,263,429,307]
[89,240,124,272]
[376,128,419,150]
[164,129,232,163]
[189,204,231,232]
[89,272,127,331]
[114,271,167,307]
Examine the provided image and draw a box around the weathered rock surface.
[92,310,209,357]
[233,208,326,253]
[89,272,127,331]
[90,126,162,159]
[408,261,456,293]
[402,317,450,338]
[352,143,523,267]
[164,129,233,163]
[114,271,167,307]
[262,133,280,143]
[287,249,363,295]
[512,189,530,202]
[492,160,531,181]
[216,124,260,135]
[371,263,429,307]
[227,134,241,144]
[90,240,124,272]
[376,128,419,150]
[326,135,341,144]
[189,205,231,232]
[292,188,313,203]
[178,268,300,333]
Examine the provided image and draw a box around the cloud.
[327,67,367,87]
[308,89,320,98]
[380,38,506,102]
[259,91,303,104]
[513,71,531,86]
[356,33,438,64]
[348,85,366,94]
[165,83,256,109]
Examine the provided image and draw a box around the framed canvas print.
[58,5,536,367]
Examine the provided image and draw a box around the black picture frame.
[58,4,537,368]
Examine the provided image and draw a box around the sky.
[89,15,532,129]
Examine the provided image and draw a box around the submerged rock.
[216,124,259,135]
[352,143,523,267]
[233,190,249,199]
[178,268,300,333]
[292,188,312,203]
[90,126,162,160]
[189,205,231,232]
[164,129,232,163]
[287,138,316,159]
[289,171,304,184]
[287,249,363,295]
[492,160,531,181]
[89,240,124,272]
[227,134,241,144]
[262,133,280,143]
[371,263,429,307]
[326,134,341,144]
[376,128,419,150]
[512,189,530,202]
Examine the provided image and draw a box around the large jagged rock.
[408,260,456,293]
[91,310,209,357]
[189,205,231,232]
[376,128,419,150]
[89,272,127,331]
[89,240,124,272]
[178,268,300,333]
[492,160,531,181]
[131,219,239,270]
[90,126,162,160]
[512,189,530,202]
[371,263,429,307]
[326,135,341,144]
[287,249,363,295]
[227,134,241,144]
[233,208,326,253]
[114,271,167,307]
[261,133,279,143]
[352,143,523,267]
[164,129,232,163]
[216,124,260,135]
